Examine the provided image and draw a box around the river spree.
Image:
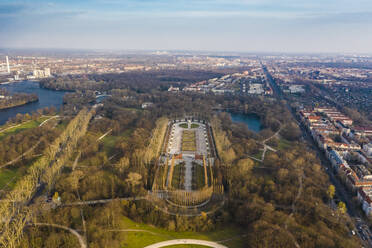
[0,81,65,125]
[229,112,262,132]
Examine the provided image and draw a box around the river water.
[0,81,65,125]
[229,112,262,132]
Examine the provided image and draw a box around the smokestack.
[6,56,10,74]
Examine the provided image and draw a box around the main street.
[263,64,372,248]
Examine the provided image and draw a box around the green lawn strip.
[102,135,119,155]
[179,123,188,128]
[277,138,292,151]
[0,167,22,190]
[191,123,199,129]
[251,150,263,160]
[102,129,133,156]
[0,156,41,191]
[119,217,244,248]
[0,116,50,140]
[192,163,205,190]
[171,163,184,189]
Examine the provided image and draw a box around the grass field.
[179,123,188,128]
[182,130,196,151]
[190,123,199,129]
[251,149,263,160]
[0,116,50,141]
[192,162,205,190]
[102,129,133,156]
[118,216,245,248]
[276,138,292,151]
[0,167,23,190]
[171,163,185,189]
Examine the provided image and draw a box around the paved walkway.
[30,223,86,248]
[183,155,193,191]
[248,125,281,163]
[39,115,60,127]
[144,239,228,248]
[97,129,112,141]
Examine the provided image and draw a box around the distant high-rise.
[44,68,51,77]
[5,56,10,74]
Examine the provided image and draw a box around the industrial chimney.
[6,56,10,74]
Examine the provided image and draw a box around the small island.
[0,89,38,110]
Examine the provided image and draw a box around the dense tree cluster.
[39,70,224,92]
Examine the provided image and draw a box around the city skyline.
[1,0,372,54]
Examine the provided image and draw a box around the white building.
[44,68,51,77]
[364,143,372,157]
[248,83,264,94]
[289,85,305,93]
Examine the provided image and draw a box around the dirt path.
[97,129,112,141]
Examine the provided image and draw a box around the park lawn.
[0,116,50,140]
[102,129,133,156]
[190,123,199,129]
[251,150,263,160]
[119,216,245,248]
[277,138,292,151]
[171,163,184,189]
[179,123,188,128]
[54,118,71,132]
[0,167,22,190]
[192,163,206,190]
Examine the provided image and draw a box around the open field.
[276,138,292,150]
[0,167,22,190]
[102,129,133,156]
[118,216,245,248]
[0,116,50,140]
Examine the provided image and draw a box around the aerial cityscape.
[0,0,372,248]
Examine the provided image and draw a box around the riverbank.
[0,96,39,110]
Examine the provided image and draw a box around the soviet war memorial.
[151,117,224,215]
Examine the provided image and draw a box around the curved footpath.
[144,239,228,248]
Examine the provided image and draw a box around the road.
[144,239,228,248]
[263,64,372,247]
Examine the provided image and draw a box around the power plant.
[5,56,10,74]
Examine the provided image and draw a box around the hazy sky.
[1,0,372,53]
